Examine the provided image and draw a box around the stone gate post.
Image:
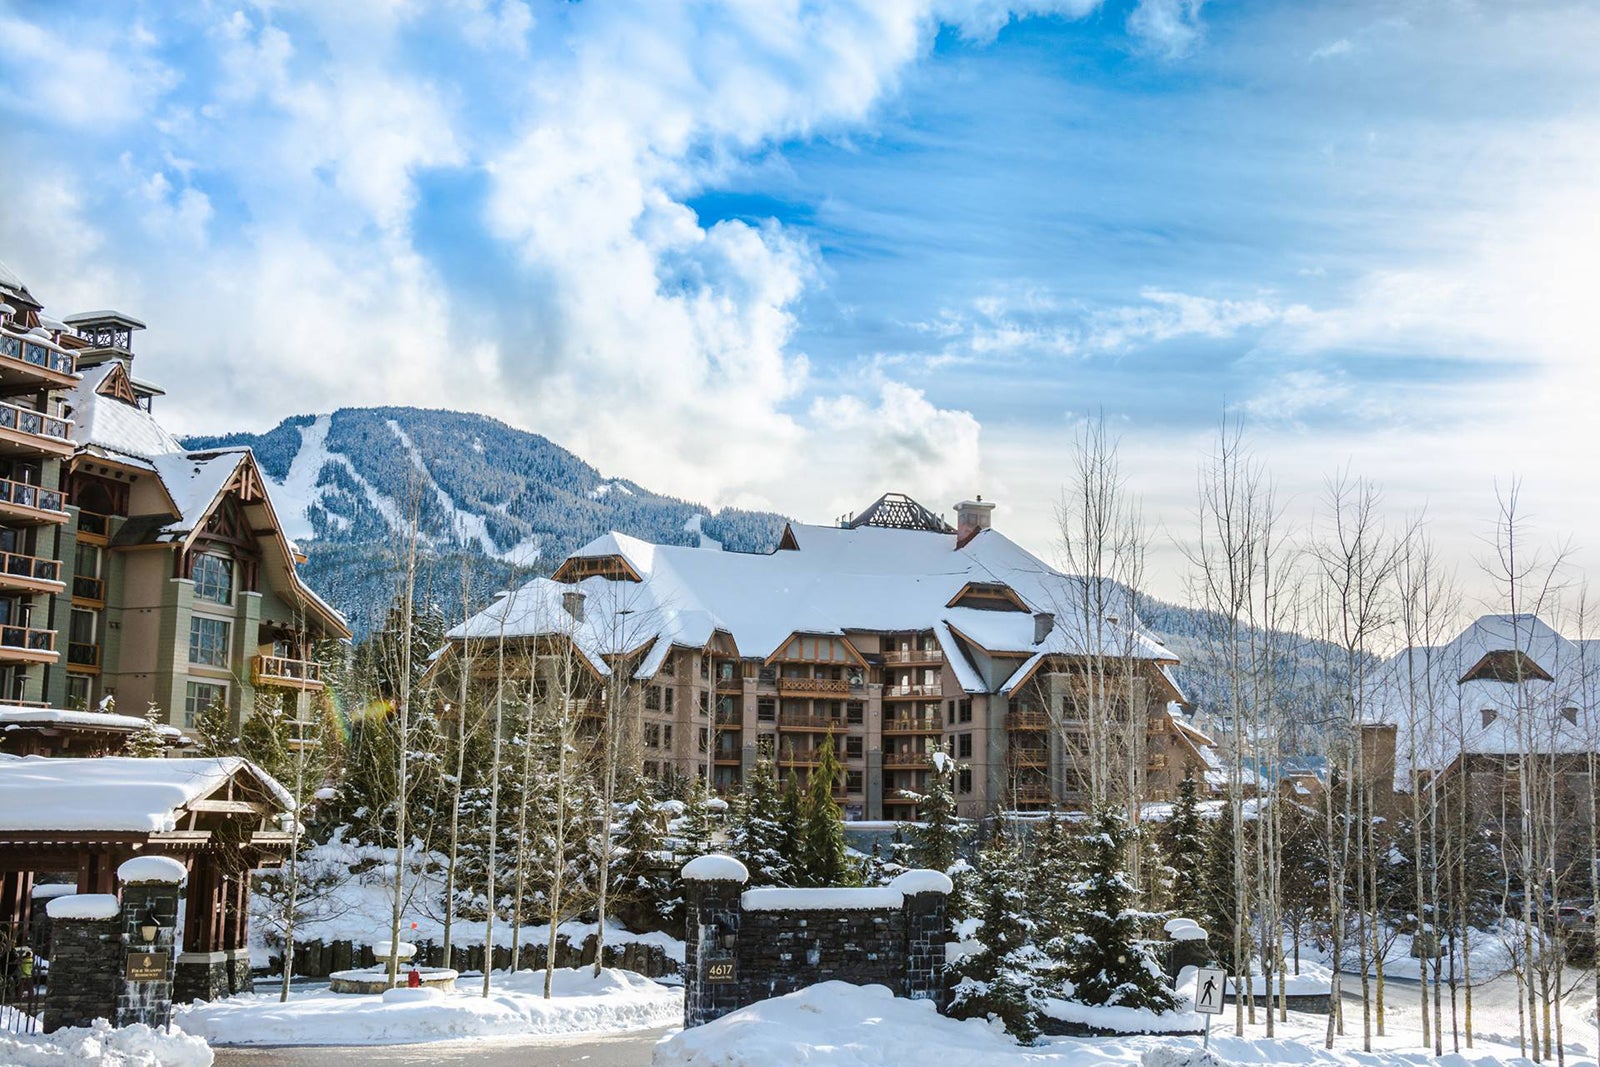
[40,894,121,1032]
[681,854,749,1029]
[890,869,952,1007]
[117,856,186,1027]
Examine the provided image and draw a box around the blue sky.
[0,0,1595,600]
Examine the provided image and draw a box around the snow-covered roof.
[1363,614,1600,784]
[0,705,183,737]
[67,362,185,460]
[0,756,294,833]
[449,518,1179,688]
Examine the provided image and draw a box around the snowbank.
[176,966,680,1047]
[0,1020,211,1067]
[652,981,1563,1067]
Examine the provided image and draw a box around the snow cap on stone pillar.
[117,856,189,886]
[681,854,750,883]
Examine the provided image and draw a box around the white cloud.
[0,15,177,128]
[1127,0,1207,58]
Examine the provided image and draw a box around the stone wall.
[41,914,120,1032]
[682,857,951,1029]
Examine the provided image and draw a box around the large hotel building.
[0,264,348,752]
[438,493,1228,819]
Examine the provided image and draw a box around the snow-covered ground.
[0,1020,211,1067]
[176,965,681,1047]
[653,980,1600,1067]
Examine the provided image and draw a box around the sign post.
[1193,965,1226,1050]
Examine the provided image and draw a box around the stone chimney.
[562,589,586,622]
[953,497,995,548]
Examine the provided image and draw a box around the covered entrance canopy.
[0,755,294,992]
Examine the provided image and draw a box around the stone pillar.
[890,870,951,1007]
[681,854,748,1029]
[117,856,185,1028]
[41,894,121,1032]
[175,862,229,1003]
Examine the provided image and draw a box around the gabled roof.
[844,492,954,533]
[0,755,292,833]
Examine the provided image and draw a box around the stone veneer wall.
[41,913,121,1032]
[683,860,950,1029]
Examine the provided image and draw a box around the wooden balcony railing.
[777,751,825,767]
[776,676,851,695]
[882,751,934,769]
[1012,783,1052,803]
[67,642,100,667]
[252,654,325,689]
[0,477,65,521]
[77,511,109,536]
[1008,748,1049,768]
[883,683,939,699]
[1006,710,1049,731]
[778,712,848,731]
[713,707,742,726]
[71,574,103,600]
[0,331,76,378]
[0,548,61,589]
[882,717,942,734]
[0,399,71,446]
[883,648,943,665]
[0,625,55,656]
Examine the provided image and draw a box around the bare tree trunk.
[386,501,421,988]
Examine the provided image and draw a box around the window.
[646,687,662,711]
[665,688,675,714]
[958,699,973,724]
[644,723,661,747]
[184,681,227,728]
[845,736,863,760]
[757,697,775,722]
[958,767,973,794]
[845,770,863,793]
[660,655,675,675]
[698,727,708,752]
[192,553,233,605]
[75,542,100,578]
[699,691,709,714]
[69,608,96,645]
[65,673,90,709]
[846,701,863,725]
[957,733,973,759]
[699,656,709,679]
[188,617,230,667]
[663,724,673,749]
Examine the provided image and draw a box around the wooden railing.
[1008,748,1048,768]
[1012,784,1052,803]
[67,642,99,667]
[0,400,71,444]
[252,654,324,688]
[77,511,109,536]
[882,717,942,734]
[0,549,60,585]
[0,625,55,653]
[882,751,934,769]
[1007,710,1049,730]
[0,331,76,377]
[0,477,64,517]
[71,574,103,600]
[778,712,848,731]
[883,648,943,665]
[776,676,851,695]
[883,683,939,698]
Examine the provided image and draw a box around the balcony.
[0,477,66,525]
[1012,783,1052,804]
[776,676,851,696]
[882,716,942,734]
[716,675,743,692]
[71,574,103,602]
[883,647,943,665]
[0,549,63,595]
[67,642,100,668]
[883,683,940,700]
[0,624,57,664]
[882,750,934,769]
[1007,710,1049,731]
[252,654,325,690]
[0,400,73,458]
[1008,747,1049,768]
[778,712,848,732]
[77,511,110,538]
[777,751,825,767]
[0,330,77,391]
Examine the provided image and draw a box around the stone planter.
[328,966,458,994]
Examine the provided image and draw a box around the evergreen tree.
[1061,808,1177,1011]
[797,734,852,887]
[948,828,1047,1043]
[1027,812,1080,949]
[192,697,236,757]
[1199,814,1240,968]
[612,774,675,928]
[729,759,789,886]
[779,765,805,875]
[122,702,168,759]
[1164,767,1205,913]
[240,695,295,785]
[910,750,966,875]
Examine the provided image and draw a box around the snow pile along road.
[0,1020,212,1067]
[176,966,680,1047]
[652,981,1582,1067]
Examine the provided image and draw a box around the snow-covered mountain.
[182,407,788,635]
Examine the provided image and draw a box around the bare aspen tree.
[481,587,512,997]
[385,478,425,989]
[440,556,478,972]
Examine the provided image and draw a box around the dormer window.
[1561,706,1580,726]
[1481,708,1497,727]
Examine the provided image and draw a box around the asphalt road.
[210,1025,675,1067]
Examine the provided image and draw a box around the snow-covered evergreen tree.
[948,828,1047,1043]
[1163,767,1205,911]
[1061,808,1177,1011]
[797,734,852,886]
[612,774,675,929]
[910,749,966,875]
[779,766,805,875]
[122,702,168,758]
[729,758,789,886]
[1027,812,1080,950]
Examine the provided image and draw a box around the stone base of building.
[174,951,230,1003]
[225,947,252,994]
